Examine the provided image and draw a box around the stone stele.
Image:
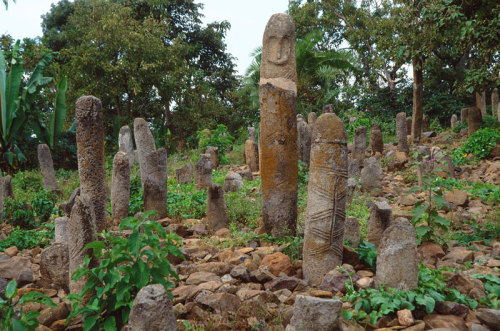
[303,113,347,285]
[259,13,298,237]
[37,143,58,191]
[75,96,107,232]
[111,151,130,223]
[118,125,135,168]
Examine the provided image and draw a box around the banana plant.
[0,41,55,166]
[34,76,68,151]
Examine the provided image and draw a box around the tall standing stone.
[111,151,130,223]
[492,88,499,116]
[75,96,107,232]
[422,115,430,132]
[461,107,469,124]
[244,140,259,172]
[396,112,409,153]
[128,284,177,331]
[248,127,256,142]
[367,198,393,248]
[451,114,458,129]
[134,118,156,188]
[344,216,360,248]
[468,106,483,135]
[143,148,167,218]
[195,154,212,190]
[369,123,383,155]
[206,184,229,231]
[118,125,135,168]
[205,146,219,169]
[476,91,487,115]
[307,112,317,125]
[406,118,412,137]
[374,218,418,290]
[68,195,97,302]
[360,157,383,192]
[175,163,193,184]
[259,13,298,237]
[297,114,311,165]
[352,126,367,162]
[37,144,58,191]
[54,217,68,244]
[303,113,347,285]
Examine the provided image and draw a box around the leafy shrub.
[453,128,500,164]
[197,124,235,164]
[342,264,478,326]
[354,241,377,271]
[0,225,54,251]
[471,274,500,308]
[167,181,206,219]
[452,221,500,248]
[32,190,57,222]
[434,177,500,203]
[67,212,183,330]
[12,170,43,200]
[2,197,36,229]
[0,280,56,330]
[259,234,303,261]
[128,170,143,216]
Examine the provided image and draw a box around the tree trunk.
[411,57,423,142]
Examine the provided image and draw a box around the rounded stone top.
[260,13,297,90]
[75,96,102,120]
[119,125,131,135]
[370,123,381,130]
[312,113,347,143]
[133,117,148,128]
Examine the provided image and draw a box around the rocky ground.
[0,130,499,330]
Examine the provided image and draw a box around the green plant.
[2,197,36,229]
[167,179,206,219]
[67,211,183,331]
[0,41,56,167]
[453,128,500,165]
[410,156,450,246]
[354,241,377,271]
[31,190,57,222]
[471,274,500,308]
[434,177,500,203]
[258,234,303,261]
[0,224,54,251]
[451,220,500,248]
[197,124,235,164]
[452,122,467,133]
[342,264,478,326]
[0,280,56,331]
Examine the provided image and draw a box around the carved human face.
[266,33,292,65]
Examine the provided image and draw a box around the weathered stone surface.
[418,241,445,266]
[476,309,500,329]
[308,112,317,124]
[248,127,256,142]
[205,146,219,169]
[451,114,458,129]
[261,252,294,277]
[237,168,253,181]
[396,112,409,153]
[444,189,468,207]
[38,303,70,327]
[195,154,212,190]
[260,13,298,238]
[286,295,342,331]
[37,144,58,191]
[360,157,383,192]
[128,284,177,331]
[0,256,31,280]
[206,184,229,231]
[468,106,483,135]
[492,88,499,115]
[54,217,68,244]
[319,268,359,294]
[68,195,97,301]
[195,292,241,314]
[476,90,487,115]
[406,117,412,136]
[367,198,393,248]
[422,115,430,132]
[352,126,367,162]
[348,157,360,178]
[111,151,130,223]
[39,243,69,291]
[297,114,311,165]
[75,96,107,232]
[143,148,167,218]
[175,163,193,185]
[244,140,259,172]
[118,125,135,168]
[346,177,356,205]
[223,173,244,193]
[134,117,156,188]
[344,216,360,247]
[61,188,80,217]
[303,113,347,285]
[423,314,467,331]
[461,107,469,124]
[374,218,418,290]
[369,123,383,154]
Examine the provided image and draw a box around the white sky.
[0,0,288,75]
